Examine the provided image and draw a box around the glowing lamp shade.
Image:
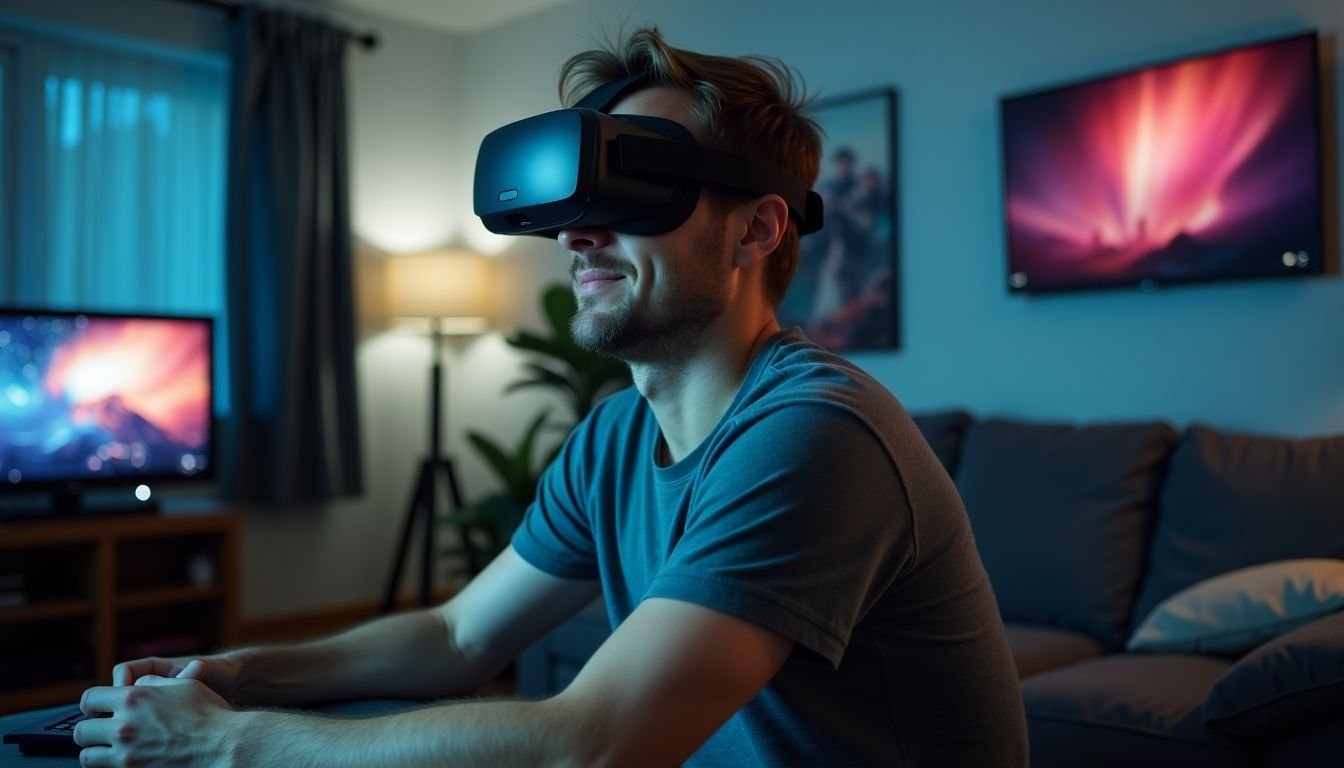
[385,250,493,334]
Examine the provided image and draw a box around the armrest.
[1203,610,1344,739]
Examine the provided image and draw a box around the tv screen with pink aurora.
[0,309,213,488]
[1001,32,1323,293]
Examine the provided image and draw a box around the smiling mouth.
[575,262,629,289]
[578,275,625,295]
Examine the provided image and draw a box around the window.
[0,18,230,411]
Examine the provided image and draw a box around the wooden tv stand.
[0,507,239,714]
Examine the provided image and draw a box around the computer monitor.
[0,308,214,515]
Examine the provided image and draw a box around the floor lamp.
[381,249,492,613]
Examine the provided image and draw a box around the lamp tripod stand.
[382,320,467,613]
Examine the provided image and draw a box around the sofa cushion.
[1259,717,1344,768]
[910,410,972,475]
[955,419,1177,648]
[1023,655,1252,768]
[1005,623,1103,679]
[1128,559,1344,655]
[1203,610,1344,739]
[1133,426,1344,628]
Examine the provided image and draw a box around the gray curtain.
[222,7,363,504]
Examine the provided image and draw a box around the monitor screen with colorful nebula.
[1001,32,1323,293]
[0,309,213,491]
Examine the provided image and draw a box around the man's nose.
[558,228,613,252]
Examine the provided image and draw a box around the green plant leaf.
[512,410,551,506]
[508,330,586,370]
[466,431,514,489]
[502,379,570,399]
[542,284,577,336]
[504,362,577,396]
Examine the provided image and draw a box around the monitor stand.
[50,486,161,517]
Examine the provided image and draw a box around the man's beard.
[570,227,729,364]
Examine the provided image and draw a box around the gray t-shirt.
[512,328,1027,766]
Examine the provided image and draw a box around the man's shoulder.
[746,329,906,425]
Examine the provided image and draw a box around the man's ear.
[732,194,789,268]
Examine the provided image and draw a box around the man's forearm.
[229,698,612,768]
[221,609,496,707]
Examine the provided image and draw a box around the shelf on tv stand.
[0,599,95,627]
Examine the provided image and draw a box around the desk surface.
[1,700,422,766]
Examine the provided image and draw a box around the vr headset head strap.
[575,72,653,112]
[612,133,825,235]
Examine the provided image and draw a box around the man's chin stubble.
[574,310,717,367]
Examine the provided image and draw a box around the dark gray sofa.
[517,413,1344,766]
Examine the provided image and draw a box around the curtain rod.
[170,0,380,50]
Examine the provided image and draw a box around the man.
[76,28,1027,767]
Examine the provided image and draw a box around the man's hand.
[113,655,242,700]
[76,676,238,767]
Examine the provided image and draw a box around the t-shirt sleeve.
[646,403,916,667]
[510,418,600,580]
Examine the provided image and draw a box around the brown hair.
[559,27,821,309]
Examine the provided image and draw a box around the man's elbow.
[534,694,683,768]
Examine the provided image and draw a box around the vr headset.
[473,73,824,238]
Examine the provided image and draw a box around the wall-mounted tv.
[0,308,214,515]
[1001,32,1324,293]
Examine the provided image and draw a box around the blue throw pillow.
[1127,559,1344,655]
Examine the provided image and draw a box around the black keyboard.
[2,705,90,757]
[44,710,89,732]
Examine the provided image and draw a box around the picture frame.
[780,87,899,351]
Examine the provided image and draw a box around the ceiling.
[326,0,578,35]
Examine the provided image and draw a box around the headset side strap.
[614,135,824,233]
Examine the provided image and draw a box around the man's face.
[560,87,735,364]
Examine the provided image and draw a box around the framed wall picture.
[780,87,899,351]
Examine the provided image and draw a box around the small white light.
[1282,251,1298,267]
[1010,273,1028,289]
[1297,251,1310,266]
[181,454,197,472]
[135,484,152,501]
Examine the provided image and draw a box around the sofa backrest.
[919,417,1178,649]
[1130,424,1344,629]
